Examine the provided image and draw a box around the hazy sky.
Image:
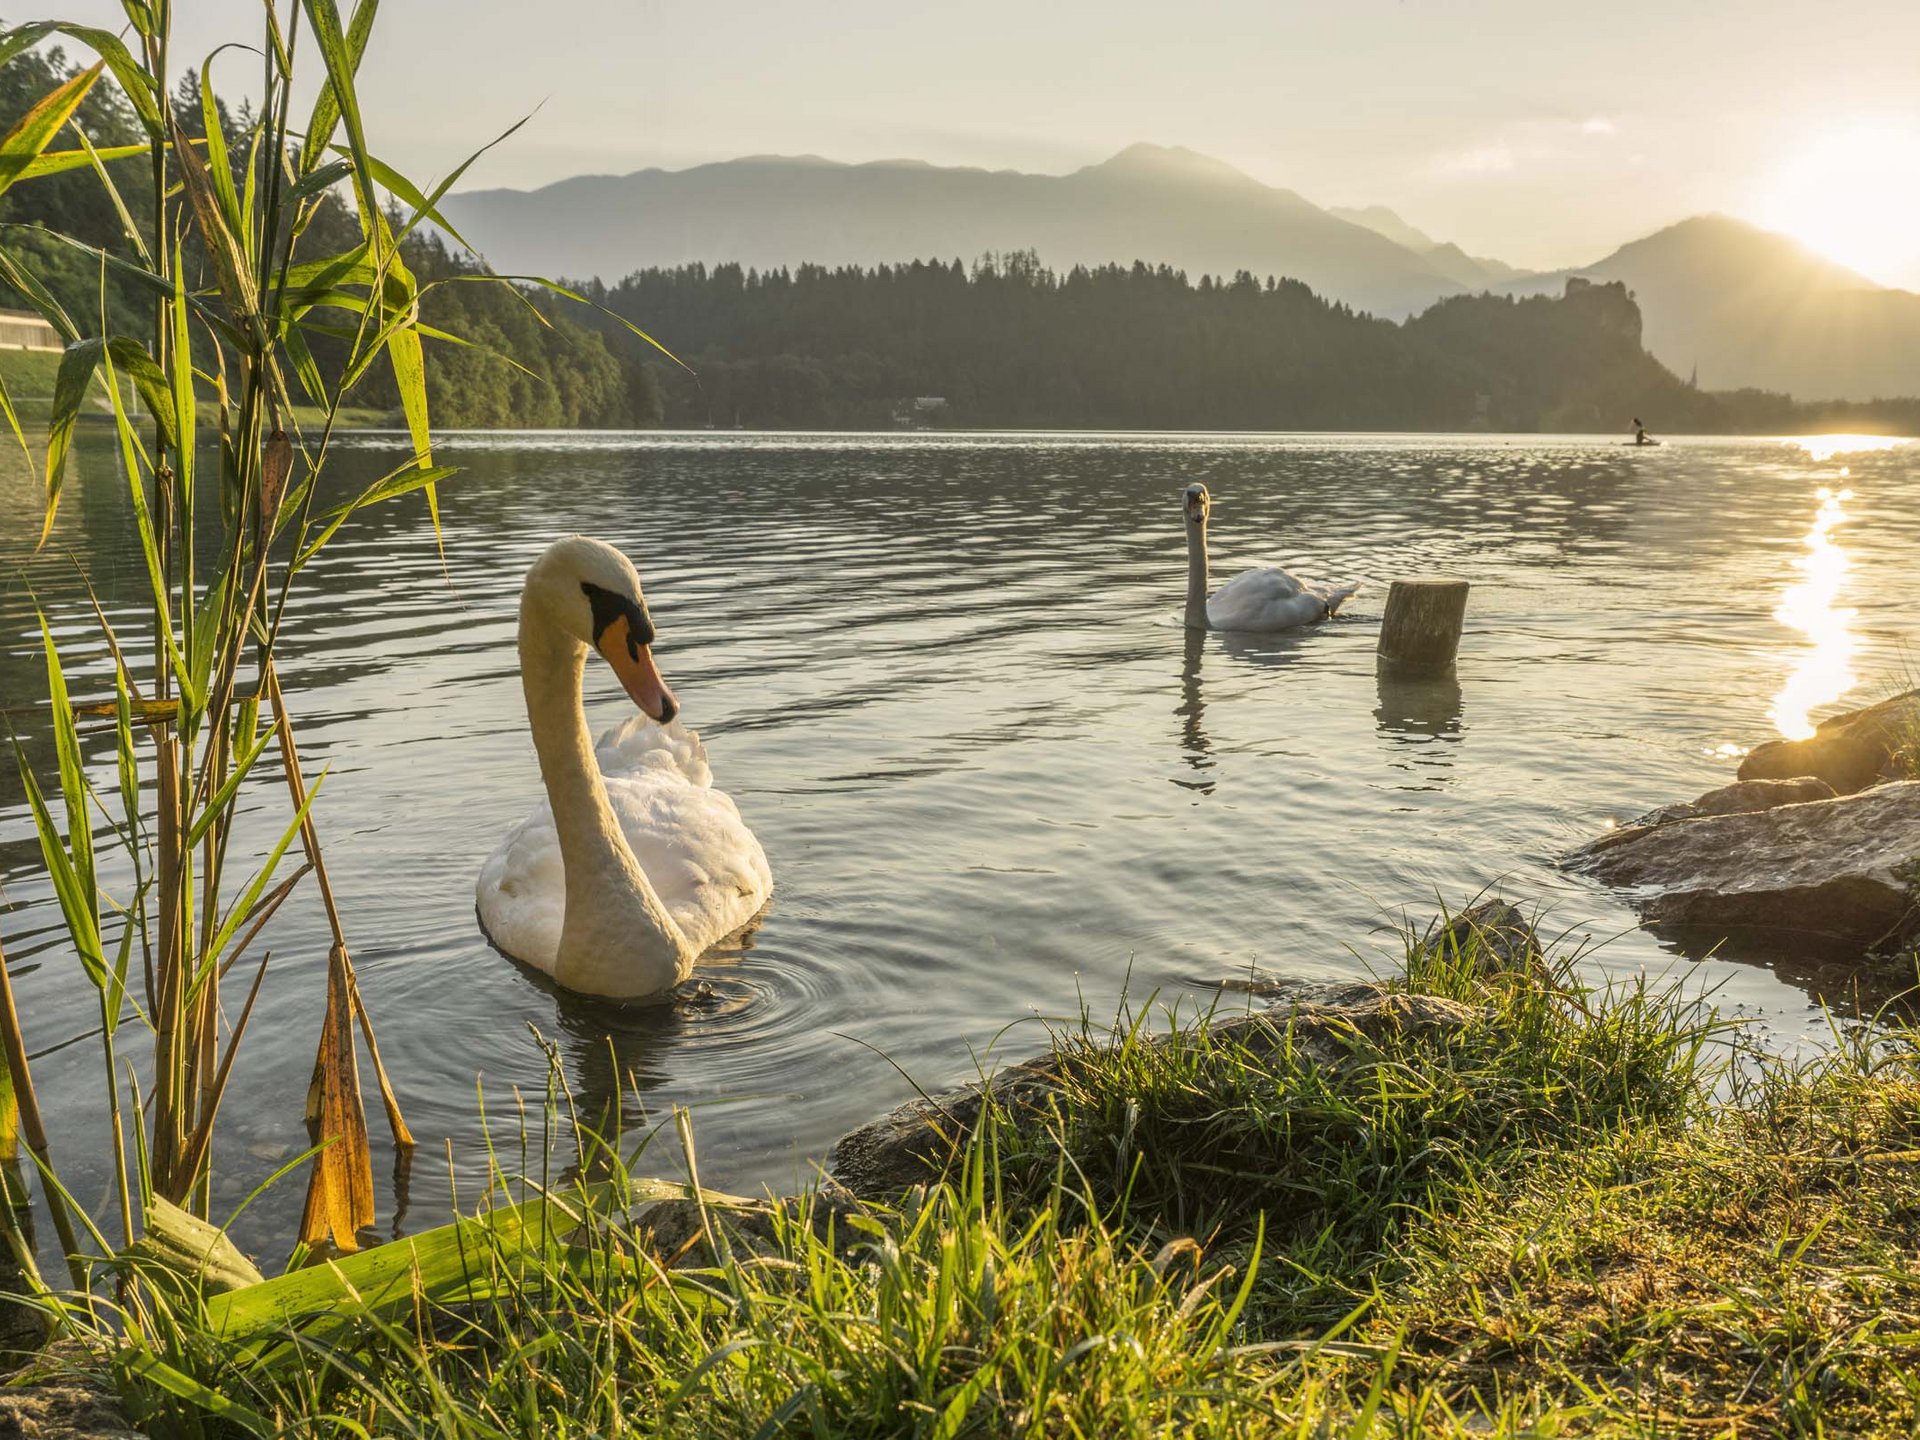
[53,0,1920,285]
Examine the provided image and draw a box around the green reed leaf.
[186,721,274,850]
[12,749,106,991]
[102,354,193,703]
[0,61,102,199]
[37,614,94,899]
[197,52,247,257]
[203,771,326,971]
[104,337,177,450]
[171,117,259,326]
[113,665,139,838]
[0,24,163,136]
[41,337,104,546]
[294,463,458,570]
[168,244,195,491]
[0,242,78,343]
[296,0,375,177]
[5,142,147,181]
[0,367,28,471]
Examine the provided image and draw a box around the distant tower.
[1688,361,1699,389]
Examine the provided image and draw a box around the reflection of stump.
[1377,579,1468,674]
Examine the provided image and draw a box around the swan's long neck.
[520,600,688,997]
[1184,512,1211,629]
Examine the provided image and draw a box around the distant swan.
[1182,483,1359,632]
[476,536,772,1000]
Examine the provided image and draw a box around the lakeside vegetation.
[9,923,1920,1435]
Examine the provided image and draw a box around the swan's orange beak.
[595,615,678,724]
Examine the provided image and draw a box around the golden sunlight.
[1767,486,1858,740]
[1751,119,1920,286]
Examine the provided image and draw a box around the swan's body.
[1183,483,1358,632]
[475,537,771,999]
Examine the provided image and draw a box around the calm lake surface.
[2,430,1916,1254]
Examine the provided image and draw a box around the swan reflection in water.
[1173,627,1317,795]
[1768,484,1857,741]
[520,922,769,1178]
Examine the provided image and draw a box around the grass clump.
[19,926,1920,1436]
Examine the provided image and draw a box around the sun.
[1749,118,1920,289]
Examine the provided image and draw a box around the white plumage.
[1203,565,1361,632]
[476,715,772,976]
[1182,482,1358,632]
[473,536,771,1000]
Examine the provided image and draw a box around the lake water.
[2,430,1916,1256]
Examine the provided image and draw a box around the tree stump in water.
[1377,578,1469,674]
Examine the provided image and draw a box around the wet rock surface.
[1738,689,1919,794]
[1570,781,1920,953]
[1625,776,1838,831]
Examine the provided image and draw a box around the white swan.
[1182,483,1359,632]
[476,536,772,1000]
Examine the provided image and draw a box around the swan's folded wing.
[603,775,773,957]
[1205,566,1304,631]
[476,805,566,974]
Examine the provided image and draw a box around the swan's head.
[1182,482,1210,527]
[524,535,678,724]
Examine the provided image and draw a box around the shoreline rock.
[1569,781,1920,954]
[1738,688,1920,794]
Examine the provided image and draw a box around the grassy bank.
[6,925,1915,1436]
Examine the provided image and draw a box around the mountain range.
[444,144,1920,402]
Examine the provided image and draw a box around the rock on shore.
[1738,688,1920,794]
[1570,781,1920,952]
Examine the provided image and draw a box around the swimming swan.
[476,536,772,1000]
[1182,483,1359,632]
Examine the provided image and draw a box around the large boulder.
[1569,781,1920,951]
[1738,689,1920,794]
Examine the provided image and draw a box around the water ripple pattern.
[3,430,1919,1255]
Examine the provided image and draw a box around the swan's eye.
[581,581,656,653]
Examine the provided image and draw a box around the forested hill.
[573,257,1751,433]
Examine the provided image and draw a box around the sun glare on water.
[1751,119,1920,286]
[1767,486,1858,741]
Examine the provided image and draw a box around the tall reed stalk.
[0,0,563,1274]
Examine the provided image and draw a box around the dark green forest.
[574,258,1916,434]
[4,40,1913,435]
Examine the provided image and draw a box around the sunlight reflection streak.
[1767,485,1858,741]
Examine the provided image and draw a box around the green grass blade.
[115,1352,272,1436]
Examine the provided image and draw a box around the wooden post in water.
[1377,578,1469,674]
